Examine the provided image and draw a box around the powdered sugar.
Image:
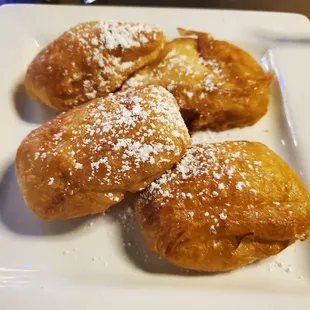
[139,141,269,235]
[34,20,162,108]
[219,212,227,220]
[30,85,189,200]
[75,163,83,169]
[96,21,155,50]
[123,38,227,105]
[236,181,245,191]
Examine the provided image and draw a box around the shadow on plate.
[0,162,85,236]
[13,82,59,124]
[106,194,219,277]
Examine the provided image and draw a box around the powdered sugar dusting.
[123,39,226,103]
[28,85,190,203]
[95,20,156,50]
[139,141,269,235]
[34,20,163,108]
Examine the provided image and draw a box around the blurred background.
[0,0,310,18]
[0,0,309,18]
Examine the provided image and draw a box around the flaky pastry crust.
[25,21,166,110]
[124,29,272,132]
[136,141,310,272]
[16,86,190,220]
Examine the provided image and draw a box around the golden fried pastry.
[124,29,272,131]
[16,86,190,221]
[25,21,165,110]
[136,141,310,272]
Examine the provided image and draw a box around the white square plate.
[1,4,310,309]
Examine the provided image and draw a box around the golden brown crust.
[135,141,310,272]
[24,21,166,110]
[16,86,190,220]
[124,29,272,132]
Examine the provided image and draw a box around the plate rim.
[1,4,310,308]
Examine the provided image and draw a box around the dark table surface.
[1,0,310,19]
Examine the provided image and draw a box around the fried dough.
[25,21,165,110]
[135,141,310,272]
[16,86,190,220]
[124,29,272,131]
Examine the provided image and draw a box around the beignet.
[16,86,190,220]
[124,29,272,131]
[135,141,310,272]
[24,21,165,110]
